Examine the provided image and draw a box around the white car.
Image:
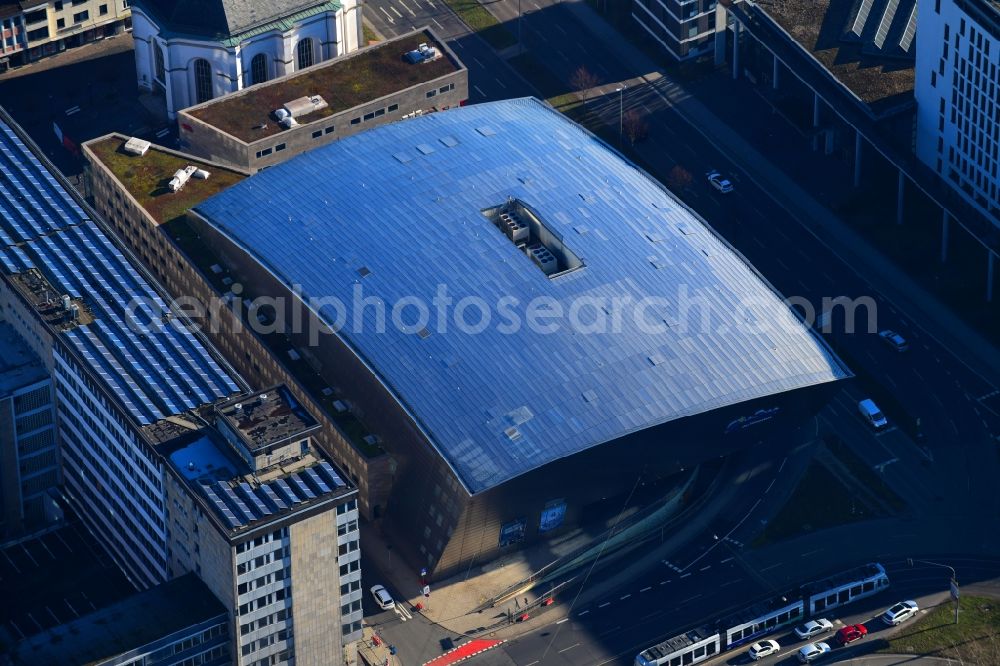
[370,584,395,611]
[794,618,834,640]
[748,639,780,660]
[797,642,831,663]
[881,600,919,625]
[706,170,734,193]
[879,329,909,351]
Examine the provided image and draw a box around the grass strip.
[441,0,517,50]
[879,595,1000,663]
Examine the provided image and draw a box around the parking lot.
[0,521,135,640]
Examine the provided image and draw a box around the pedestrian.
[515,598,520,609]
[524,597,529,607]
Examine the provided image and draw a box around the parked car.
[858,398,889,430]
[794,618,834,640]
[706,170,734,193]
[881,600,919,625]
[370,584,395,610]
[748,639,781,660]
[797,642,831,663]
[836,623,868,644]
[879,329,909,351]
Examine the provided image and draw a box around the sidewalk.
[478,0,1000,386]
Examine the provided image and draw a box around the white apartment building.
[130,0,362,117]
[916,0,1000,222]
[0,0,130,72]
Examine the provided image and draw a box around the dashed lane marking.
[578,610,590,616]
[721,578,744,587]
[620,594,631,600]
[679,572,692,579]
[556,618,569,624]
[640,586,652,593]
[720,557,735,564]
[598,602,611,608]
[660,580,669,585]
[558,643,580,653]
[699,565,711,571]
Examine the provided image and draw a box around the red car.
[836,623,868,645]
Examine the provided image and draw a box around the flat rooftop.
[216,385,320,453]
[11,573,226,666]
[753,0,915,110]
[0,321,46,395]
[184,29,460,142]
[85,134,246,225]
[0,120,241,426]
[193,97,851,494]
[151,408,350,536]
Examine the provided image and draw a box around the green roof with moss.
[183,29,460,142]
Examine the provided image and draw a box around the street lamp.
[615,85,625,146]
[908,558,959,624]
[518,0,523,55]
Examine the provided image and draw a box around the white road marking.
[473,56,485,68]
[720,556,735,563]
[554,24,567,35]
[378,6,395,23]
[390,5,402,17]
[681,594,703,604]
[660,580,669,585]
[760,562,782,571]
[778,457,787,473]
[679,572,692,578]
[598,601,611,608]
[578,609,590,616]
[556,618,569,624]
[765,478,776,493]
[620,594,631,600]
[640,586,652,593]
[721,578,744,587]
[496,77,507,89]
[432,17,444,30]
[473,85,485,97]
[699,565,711,571]
[398,0,417,16]
[558,643,580,653]
[800,547,825,557]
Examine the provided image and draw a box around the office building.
[2,111,360,664]
[0,320,58,540]
[633,0,725,60]
[915,0,1000,220]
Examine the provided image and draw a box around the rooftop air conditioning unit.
[192,169,210,180]
[274,108,290,122]
[123,137,150,156]
[283,95,328,118]
[279,116,298,130]
[168,165,197,192]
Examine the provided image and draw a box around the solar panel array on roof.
[0,117,240,425]
[195,97,850,494]
[198,462,347,530]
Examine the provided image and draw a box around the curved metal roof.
[194,98,849,493]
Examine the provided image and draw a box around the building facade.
[3,113,360,664]
[0,0,131,72]
[130,0,361,118]
[915,0,1000,221]
[177,28,467,172]
[0,321,58,540]
[632,0,723,60]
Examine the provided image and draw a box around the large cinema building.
[87,98,849,577]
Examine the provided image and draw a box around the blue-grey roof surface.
[0,118,240,425]
[195,98,849,493]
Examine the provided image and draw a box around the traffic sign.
[950,579,960,601]
[423,585,431,597]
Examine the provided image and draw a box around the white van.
[858,399,888,430]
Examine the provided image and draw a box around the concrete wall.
[177,44,468,172]
[290,510,343,666]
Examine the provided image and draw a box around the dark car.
[836,623,867,645]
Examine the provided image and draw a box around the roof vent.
[282,95,328,118]
[403,42,440,64]
[168,165,197,192]
[123,137,150,156]
[192,168,210,180]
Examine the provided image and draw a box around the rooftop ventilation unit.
[279,116,298,130]
[192,168,210,180]
[168,165,198,192]
[282,95,328,118]
[527,243,558,275]
[123,137,150,156]
[403,42,440,64]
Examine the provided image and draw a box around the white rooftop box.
[123,137,150,157]
[283,95,329,118]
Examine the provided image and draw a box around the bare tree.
[622,109,649,145]
[570,66,600,98]
[666,165,693,193]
